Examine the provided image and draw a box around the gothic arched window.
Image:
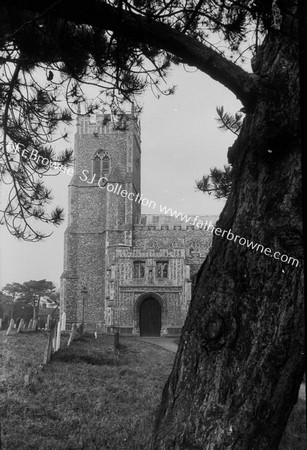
[92,150,110,177]
[93,155,101,178]
[102,154,110,174]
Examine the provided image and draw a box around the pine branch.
[216,106,243,135]
[0,0,263,106]
[195,165,232,199]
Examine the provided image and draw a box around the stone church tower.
[61,111,216,335]
[61,112,141,330]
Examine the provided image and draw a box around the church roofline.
[135,213,219,229]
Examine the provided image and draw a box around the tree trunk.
[152,12,304,450]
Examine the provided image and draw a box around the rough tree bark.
[151,5,304,450]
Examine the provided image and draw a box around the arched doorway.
[139,297,161,337]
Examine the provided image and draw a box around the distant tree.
[2,282,22,319]
[49,289,60,306]
[3,279,56,320]
[0,290,13,318]
[2,282,22,300]
[12,299,33,323]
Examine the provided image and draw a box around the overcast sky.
[0,64,241,287]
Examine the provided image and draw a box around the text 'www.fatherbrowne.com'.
[80,170,299,268]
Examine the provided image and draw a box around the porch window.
[156,261,168,278]
[133,261,145,278]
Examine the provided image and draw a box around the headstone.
[76,323,84,336]
[52,323,57,349]
[21,321,26,332]
[46,315,52,331]
[60,312,66,331]
[0,318,2,330]
[27,319,33,332]
[32,319,38,332]
[55,320,61,351]
[67,323,77,347]
[17,319,25,333]
[6,319,15,335]
[24,368,39,386]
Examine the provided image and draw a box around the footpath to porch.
[139,337,178,353]
[138,336,306,402]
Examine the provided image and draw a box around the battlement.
[135,214,218,230]
[133,224,208,231]
[76,112,141,138]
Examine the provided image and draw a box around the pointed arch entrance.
[139,297,161,336]
[134,292,166,337]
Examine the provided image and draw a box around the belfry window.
[156,261,168,278]
[102,154,110,174]
[93,150,110,177]
[93,155,101,177]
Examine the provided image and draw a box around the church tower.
[60,111,141,330]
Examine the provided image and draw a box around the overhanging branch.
[0,0,262,106]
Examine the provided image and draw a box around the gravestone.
[46,315,52,331]
[55,320,61,351]
[17,319,25,333]
[27,319,33,332]
[67,323,77,347]
[60,312,66,331]
[32,319,38,332]
[6,319,15,335]
[0,318,2,330]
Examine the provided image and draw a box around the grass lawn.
[0,333,174,449]
[0,331,305,449]
[0,330,48,386]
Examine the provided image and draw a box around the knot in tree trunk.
[198,309,238,352]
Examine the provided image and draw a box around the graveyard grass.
[0,331,305,449]
[0,332,174,449]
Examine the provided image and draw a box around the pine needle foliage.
[196,165,232,199]
[0,0,270,239]
[216,106,243,135]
